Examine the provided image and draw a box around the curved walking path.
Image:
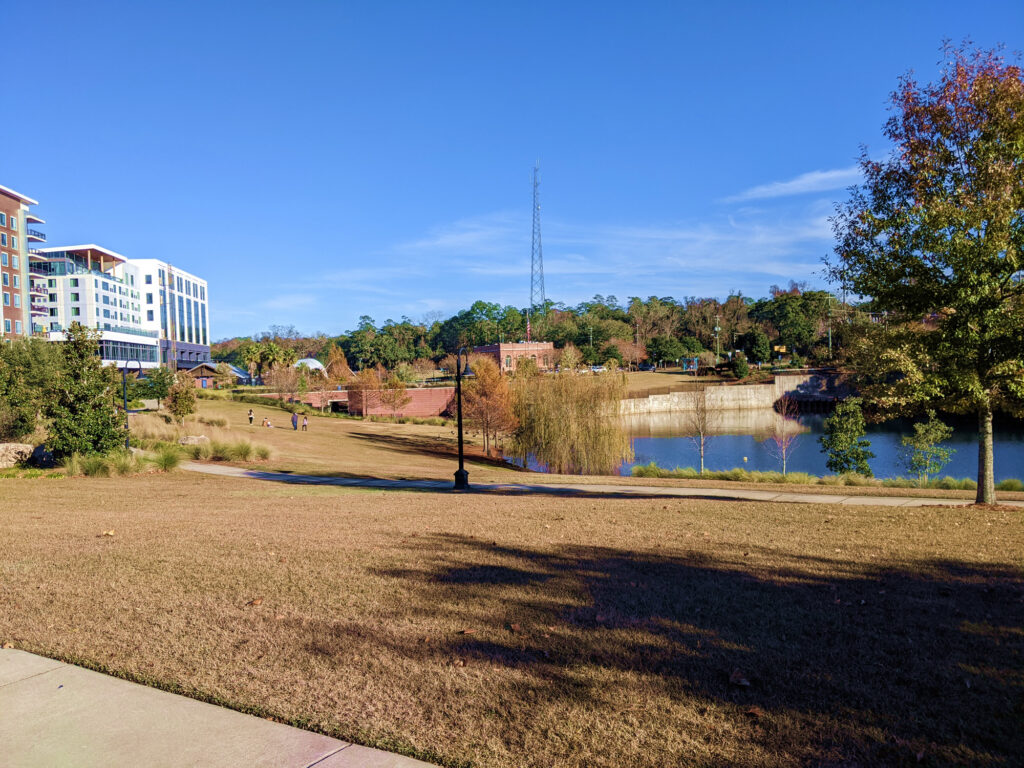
[0,648,431,768]
[182,461,1024,507]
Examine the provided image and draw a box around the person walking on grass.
[302,415,308,431]
[248,409,254,425]
[291,411,299,431]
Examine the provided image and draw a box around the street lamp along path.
[453,347,473,490]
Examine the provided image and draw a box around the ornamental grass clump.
[80,454,111,477]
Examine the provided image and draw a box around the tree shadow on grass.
[312,535,1024,766]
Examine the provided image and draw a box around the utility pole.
[714,314,721,363]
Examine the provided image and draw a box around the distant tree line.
[211,287,865,374]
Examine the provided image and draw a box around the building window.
[14,320,21,334]
[1,233,6,247]
[145,274,152,285]
[1,273,7,286]
[3,292,9,306]
[147,310,154,321]
[10,236,16,249]
[0,214,5,226]
[12,275,19,289]
[11,255,17,269]
[0,253,6,267]
[200,286,205,301]
[48,308,57,317]
[146,293,153,304]
[13,293,20,308]
[71,307,80,316]
[70,278,79,287]
[9,216,16,231]
[70,293,79,302]
[48,279,55,288]
[3,319,9,333]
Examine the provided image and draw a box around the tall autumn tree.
[829,44,1024,504]
[45,323,123,457]
[462,357,516,455]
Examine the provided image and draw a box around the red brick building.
[0,183,42,339]
[473,341,556,373]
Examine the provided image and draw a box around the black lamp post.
[453,346,472,490]
[122,358,142,449]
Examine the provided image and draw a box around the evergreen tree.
[166,372,198,425]
[45,323,123,457]
[819,398,875,476]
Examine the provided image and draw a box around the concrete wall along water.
[619,373,839,415]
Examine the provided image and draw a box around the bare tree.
[684,388,719,474]
[767,394,801,475]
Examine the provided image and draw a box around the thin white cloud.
[262,293,317,310]
[724,166,861,202]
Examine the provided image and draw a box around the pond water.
[620,410,1024,481]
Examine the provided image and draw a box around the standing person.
[248,409,254,425]
[291,411,299,431]
[302,416,308,431]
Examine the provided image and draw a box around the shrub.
[996,478,1024,492]
[191,441,213,460]
[198,416,228,428]
[882,477,917,488]
[109,450,139,476]
[840,472,872,486]
[209,440,233,461]
[818,474,842,486]
[152,446,182,472]
[81,454,111,477]
[783,471,816,485]
[632,462,662,478]
[62,453,83,477]
[229,440,254,462]
[929,476,977,490]
[731,352,749,379]
[254,444,272,460]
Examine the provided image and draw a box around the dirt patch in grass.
[1,474,1021,767]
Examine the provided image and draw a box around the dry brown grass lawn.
[1,473,1021,767]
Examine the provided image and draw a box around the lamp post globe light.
[122,358,142,449]
[453,347,472,490]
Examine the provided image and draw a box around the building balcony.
[27,229,46,243]
[26,213,45,225]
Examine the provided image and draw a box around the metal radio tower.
[530,162,546,316]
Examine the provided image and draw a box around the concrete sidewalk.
[0,649,432,768]
[183,461,1024,508]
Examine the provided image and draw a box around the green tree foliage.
[166,372,198,425]
[731,351,749,379]
[819,398,875,476]
[45,323,123,457]
[740,329,771,364]
[900,410,954,486]
[645,335,686,365]
[140,366,175,407]
[509,368,632,474]
[829,45,1024,503]
[0,338,61,441]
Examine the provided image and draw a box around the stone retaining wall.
[620,373,844,415]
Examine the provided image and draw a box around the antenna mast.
[530,162,546,319]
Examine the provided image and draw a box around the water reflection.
[621,410,1024,481]
[622,409,808,439]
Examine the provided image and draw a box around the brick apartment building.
[0,183,42,340]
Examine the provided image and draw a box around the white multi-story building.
[130,259,211,367]
[30,246,211,369]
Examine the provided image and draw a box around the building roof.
[35,244,129,263]
[186,363,219,375]
[295,357,326,371]
[0,183,39,206]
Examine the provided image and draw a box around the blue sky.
[6,1,1021,339]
